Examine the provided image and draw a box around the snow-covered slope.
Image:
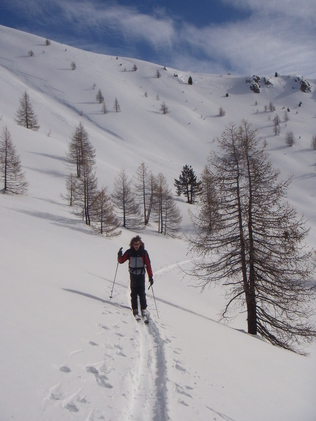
[0,25,316,421]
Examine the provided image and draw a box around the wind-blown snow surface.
[0,25,316,421]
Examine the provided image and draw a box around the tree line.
[0,89,198,233]
[64,123,183,237]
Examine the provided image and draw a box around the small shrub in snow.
[160,102,169,114]
[113,98,121,112]
[96,89,104,104]
[101,102,107,114]
[285,131,295,147]
[218,107,226,117]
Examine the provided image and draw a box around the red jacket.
[118,246,153,278]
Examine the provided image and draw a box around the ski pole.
[148,284,159,319]
[109,261,119,299]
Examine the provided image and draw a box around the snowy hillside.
[0,25,316,421]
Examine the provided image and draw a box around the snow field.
[1,25,316,420]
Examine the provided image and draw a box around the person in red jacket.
[118,235,154,318]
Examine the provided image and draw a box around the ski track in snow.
[154,259,194,281]
[123,318,168,421]
[40,282,169,421]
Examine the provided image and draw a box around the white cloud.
[223,0,316,21]
[174,1,316,77]
[178,15,316,76]
[98,6,176,50]
[2,0,316,77]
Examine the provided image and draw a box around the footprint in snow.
[114,344,127,357]
[175,362,186,372]
[59,365,71,373]
[175,383,192,398]
[178,399,189,407]
[65,402,79,413]
[86,366,113,389]
[48,383,64,400]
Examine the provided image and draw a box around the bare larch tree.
[134,163,154,225]
[112,169,142,229]
[90,187,121,236]
[67,122,95,179]
[96,89,104,104]
[153,173,182,237]
[189,120,316,354]
[66,123,97,225]
[15,91,40,131]
[0,126,28,194]
[190,165,219,234]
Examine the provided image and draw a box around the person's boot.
[141,309,149,324]
[133,309,141,321]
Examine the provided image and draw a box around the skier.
[118,236,154,321]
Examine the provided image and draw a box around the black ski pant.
[130,274,147,312]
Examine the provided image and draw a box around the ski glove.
[149,277,154,286]
[118,247,123,258]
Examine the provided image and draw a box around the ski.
[133,313,149,324]
[134,314,142,322]
[141,310,149,324]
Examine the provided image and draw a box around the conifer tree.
[134,163,154,225]
[90,187,121,236]
[190,165,219,233]
[66,123,97,225]
[96,89,104,103]
[174,165,201,204]
[64,173,78,206]
[112,169,142,229]
[67,122,95,178]
[153,173,182,236]
[72,160,98,225]
[113,98,121,112]
[0,126,28,194]
[15,92,40,131]
[189,121,316,353]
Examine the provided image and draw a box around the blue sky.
[1,0,316,77]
